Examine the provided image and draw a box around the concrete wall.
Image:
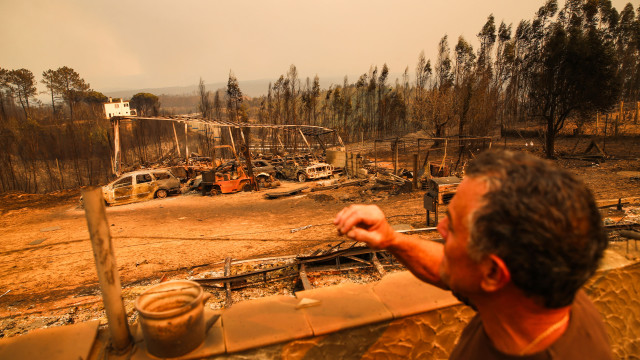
[220,262,640,359]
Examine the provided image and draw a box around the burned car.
[251,159,277,185]
[200,161,255,195]
[276,161,334,182]
[100,169,181,205]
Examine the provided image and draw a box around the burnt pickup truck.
[275,161,334,182]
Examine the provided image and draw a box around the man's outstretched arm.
[334,204,448,289]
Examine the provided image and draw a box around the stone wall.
[220,262,640,359]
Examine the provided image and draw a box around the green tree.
[198,78,213,119]
[226,71,243,122]
[50,66,90,120]
[213,90,222,121]
[83,90,108,104]
[528,20,620,157]
[130,92,159,116]
[8,69,37,119]
[454,36,476,139]
[616,3,639,101]
[377,64,389,135]
[41,69,60,117]
[0,68,12,122]
[311,75,320,126]
[287,65,299,125]
[477,14,497,69]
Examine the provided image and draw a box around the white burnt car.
[276,161,334,182]
[100,169,181,205]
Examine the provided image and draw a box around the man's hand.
[333,205,397,249]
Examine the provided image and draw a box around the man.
[334,150,611,359]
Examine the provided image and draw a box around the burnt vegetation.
[1,0,639,194]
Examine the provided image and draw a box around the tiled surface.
[131,309,225,360]
[0,320,99,360]
[295,282,393,336]
[222,295,313,353]
[372,271,460,318]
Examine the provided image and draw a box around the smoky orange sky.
[1,0,637,93]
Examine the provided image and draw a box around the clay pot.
[135,280,211,358]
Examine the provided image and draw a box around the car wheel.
[156,189,168,199]
[210,187,221,195]
[242,182,253,192]
[297,173,307,182]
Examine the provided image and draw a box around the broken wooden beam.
[299,263,313,291]
[371,252,386,276]
[224,257,233,308]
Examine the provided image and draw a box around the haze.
[1,0,637,94]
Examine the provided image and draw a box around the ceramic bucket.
[135,280,211,358]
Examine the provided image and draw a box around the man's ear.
[480,254,511,292]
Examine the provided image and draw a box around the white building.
[103,98,137,119]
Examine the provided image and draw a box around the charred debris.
[109,115,495,202]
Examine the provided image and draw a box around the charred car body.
[251,159,277,186]
[199,161,256,195]
[276,160,334,182]
[100,169,181,205]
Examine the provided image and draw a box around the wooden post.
[241,128,258,191]
[172,122,182,157]
[185,122,189,162]
[56,158,64,190]
[345,150,350,178]
[603,114,608,153]
[298,128,313,156]
[595,111,599,136]
[82,187,132,352]
[413,154,418,190]
[113,119,121,175]
[224,257,233,308]
[394,138,399,176]
[374,141,377,174]
[228,127,236,154]
[417,139,421,170]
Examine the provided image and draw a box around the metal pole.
[82,187,132,353]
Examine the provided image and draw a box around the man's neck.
[475,289,572,356]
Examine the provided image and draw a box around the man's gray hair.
[465,150,607,308]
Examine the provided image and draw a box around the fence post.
[82,187,132,353]
[413,154,418,190]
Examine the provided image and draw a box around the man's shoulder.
[449,292,612,360]
[549,290,612,359]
